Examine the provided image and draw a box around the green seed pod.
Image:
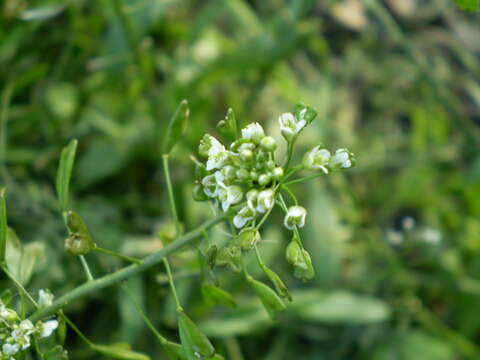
[261,265,292,301]
[192,184,208,202]
[294,102,318,125]
[162,340,187,360]
[285,240,315,281]
[235,227,261,250]
[201,282,236,308]
[260,136,277,152]
[64,211,95,255]
[163,100,189,154]
[206,245,217,269]
[216,245,242,272]
[258,174,271,187]
[177,310,215,360]
[246,276,286,320]
[57,316,67,346]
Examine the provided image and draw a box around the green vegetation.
[1,0,480,359]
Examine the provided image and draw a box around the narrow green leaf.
[163,100,189,154]
[454,0,479,11]
[56,139,78,211]
[178,310,215,360]
[20,5,66,21]
[162,340,187,360]
[0,188,6,263]
[91,343,150,360]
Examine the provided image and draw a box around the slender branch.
[79,255,94,281]
[162,154,181,235]
[283,171,326,186]
[95,246,141,264]
[163,258,183,311]
[29,211,229,322]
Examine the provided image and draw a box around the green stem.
[162,154,181,235]
[254,244,266,270]
[121,283,168,345]
[29,212,229,322]
[281,185,298,205]
[2,265,38,307]
[79,255,94,281]
[283,171,326,186]
[163,258,183,312]
[95,246,141,264]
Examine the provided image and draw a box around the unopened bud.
[236,227,261,250]
[260,136,277,152]
[258,174,271,187]
[272,167,284,180]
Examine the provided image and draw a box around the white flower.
[206,149,229,171]
[303,146,331,173]
[218,185,243,211]
[278,112,306,141]
[386,229,403,245]
[2,343,19,356]
[329,148,353,169]
[233,206,256,228]
[256,189,275,213]
[199,135,229,170]
[39,320,59,338]
[201,172,223,198]
[246,189,259,211]
[283,206,307,230]
[421,228,441,244]
[19,320,34,333]
[38,289,54,308]
[241,123,265,143]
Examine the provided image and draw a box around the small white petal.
[40,320,59,338]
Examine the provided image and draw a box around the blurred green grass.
[1,0,480,359]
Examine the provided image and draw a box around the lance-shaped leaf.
[202,282,236,308]
[64,211,95,255]
[246,275,286,320]
[91,343,150,360]
[261,265,291,302]
[163,100,189,154]
[56,139,78,211]
[177,310,215,360]
[216,108,237,141]
[0,188,6,263]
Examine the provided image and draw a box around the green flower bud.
[249,170,259,181]
[177,310,215,360]
[262,266,292,301]
[235,227,261,250]
[258,174,271,187]
[260,136,277,152]
[236,168,250,181]
[265,160,275,170]
[202,282,236,308]
[192,184,208,202]
[246,189,259,202]
[222,165,236,181]
[272,167,284,181]
[246,276,286,320]
[240,149,253,162]
[256,151,268,163]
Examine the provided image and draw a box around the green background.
[1,0,480,359]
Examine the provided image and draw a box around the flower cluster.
[0,291,58,359]
[195,105,355,233]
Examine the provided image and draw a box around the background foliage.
[1,0,480,359]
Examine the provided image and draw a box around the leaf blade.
[56,139,78,211]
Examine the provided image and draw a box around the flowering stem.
[2,264,38,308]
[29,211,229,322]
[281,185,298,205]
[283,171,326,186]
[162,154,181,235]
[94,246,141,264]
[79,255,94,281]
